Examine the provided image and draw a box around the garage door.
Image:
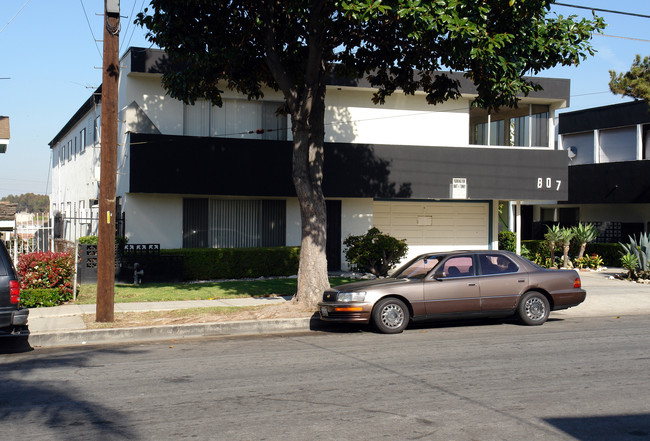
[373,201,490,256]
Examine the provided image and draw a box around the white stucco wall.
[325,87,470,146]
[123,194,184,249]
[50,106,100,227]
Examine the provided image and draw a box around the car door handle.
[468,283,476,286]
[518,279,526,283]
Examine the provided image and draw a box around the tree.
[1,193,49,213]
[609,55,650,102]
[572,222,598,259]
[544,224,563,265]
[136,1,604,309]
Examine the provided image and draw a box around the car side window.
[479,254,518,275]
[441,256,474,278]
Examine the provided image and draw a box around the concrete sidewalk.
[11,268,650,348]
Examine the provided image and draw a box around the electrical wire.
[554,3,650,19]
[0,0,32,34]
[79,0,102,61]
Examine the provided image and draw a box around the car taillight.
[574,277,582,288]
[9,280,20,304]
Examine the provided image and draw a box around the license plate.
[320,306,329,317]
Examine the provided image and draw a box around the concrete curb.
[27,317,315,347]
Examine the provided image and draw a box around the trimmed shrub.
[21,288,72,308]
[343,227,408,277]
[17,252,75,297]
[160,247,300,280]
[498,231,516,252]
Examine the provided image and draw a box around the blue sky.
[0,0,648,199]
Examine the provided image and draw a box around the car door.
[424,254,481,315]
[477,253,529,312]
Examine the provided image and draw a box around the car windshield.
[392,255,442,279]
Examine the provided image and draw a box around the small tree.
[498,230,516,252]
[572,223,598,259]
[558,227,575,268]
[344,228,408,277]
[544,225,563,266]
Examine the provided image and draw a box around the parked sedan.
[319,250,586,334]
[0,241,28,335]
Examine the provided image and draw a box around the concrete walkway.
[11,268,650,348]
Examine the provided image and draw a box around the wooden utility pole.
[96,0,120,322]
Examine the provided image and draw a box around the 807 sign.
[537,177,562,191]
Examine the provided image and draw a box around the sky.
[0,0,648,200]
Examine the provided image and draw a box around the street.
[1,315,649,440]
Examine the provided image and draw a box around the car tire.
[517,291,550,326]
[372,297,409,334]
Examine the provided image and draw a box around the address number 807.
[537,178,561,191]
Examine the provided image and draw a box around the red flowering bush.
[17,252,75,299]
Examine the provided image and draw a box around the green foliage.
[78,235,98,245]
[620,252,639,279]
[0,193,49,213]
[572,223,598,258]
[584,243,623,267]
[16,252,76,303]
[78,235,129,246]
[20,288,72,308]
[343,228,408,277]
[161,247,301,281]
[609,54,650,102]
[619,232,650,271]
[498,230,516,252]
[136,1,605,112]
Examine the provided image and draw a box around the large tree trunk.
[290,82,330,310]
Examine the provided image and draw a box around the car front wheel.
[372,298,409,334]
[517,291,550,326]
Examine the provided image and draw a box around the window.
[182,198,286,248]
[80,128,86,153]
[67,140,72,162]
[183,99,287,141]
[479,254,518,275]
[94,116,101,143]
[470,104,549,147]
[442,256,474,278]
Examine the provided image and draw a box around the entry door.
[326,200,342,271]
[424,254,480,315]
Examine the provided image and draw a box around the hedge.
[160,246,300,280]
[21,288,72,308]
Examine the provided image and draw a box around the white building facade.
[50,47,572,270]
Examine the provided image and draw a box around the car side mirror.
[433,271,446,280]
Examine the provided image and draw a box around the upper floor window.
[183,99,287,141]
[80,128,86,153]
[470,104,549,148]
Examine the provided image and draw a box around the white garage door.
[373,201,490,259]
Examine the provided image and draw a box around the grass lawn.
[75,277,356,304]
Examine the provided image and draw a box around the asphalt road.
[1,315,649,441]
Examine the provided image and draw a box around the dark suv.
[0,241,28,334]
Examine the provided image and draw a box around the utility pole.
[96,0,120,322]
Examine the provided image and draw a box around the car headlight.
[336,292,366,302]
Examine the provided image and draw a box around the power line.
[594,33,650,43]
[79,0,102,61]
[0,0,32,34]
[555,3,650,19]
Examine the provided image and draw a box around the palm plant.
[572,223,598,259]
[544,225,563,266]
[558,227,575,268]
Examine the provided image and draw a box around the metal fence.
[5,213,54,262]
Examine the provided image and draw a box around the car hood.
[330,278,414,292]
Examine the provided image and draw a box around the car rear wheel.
[517,291,550,326]
[373,298,409,334]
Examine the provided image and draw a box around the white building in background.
[49,47,572,270]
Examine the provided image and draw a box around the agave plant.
[619,232,649,272]
[572,223,598,259]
